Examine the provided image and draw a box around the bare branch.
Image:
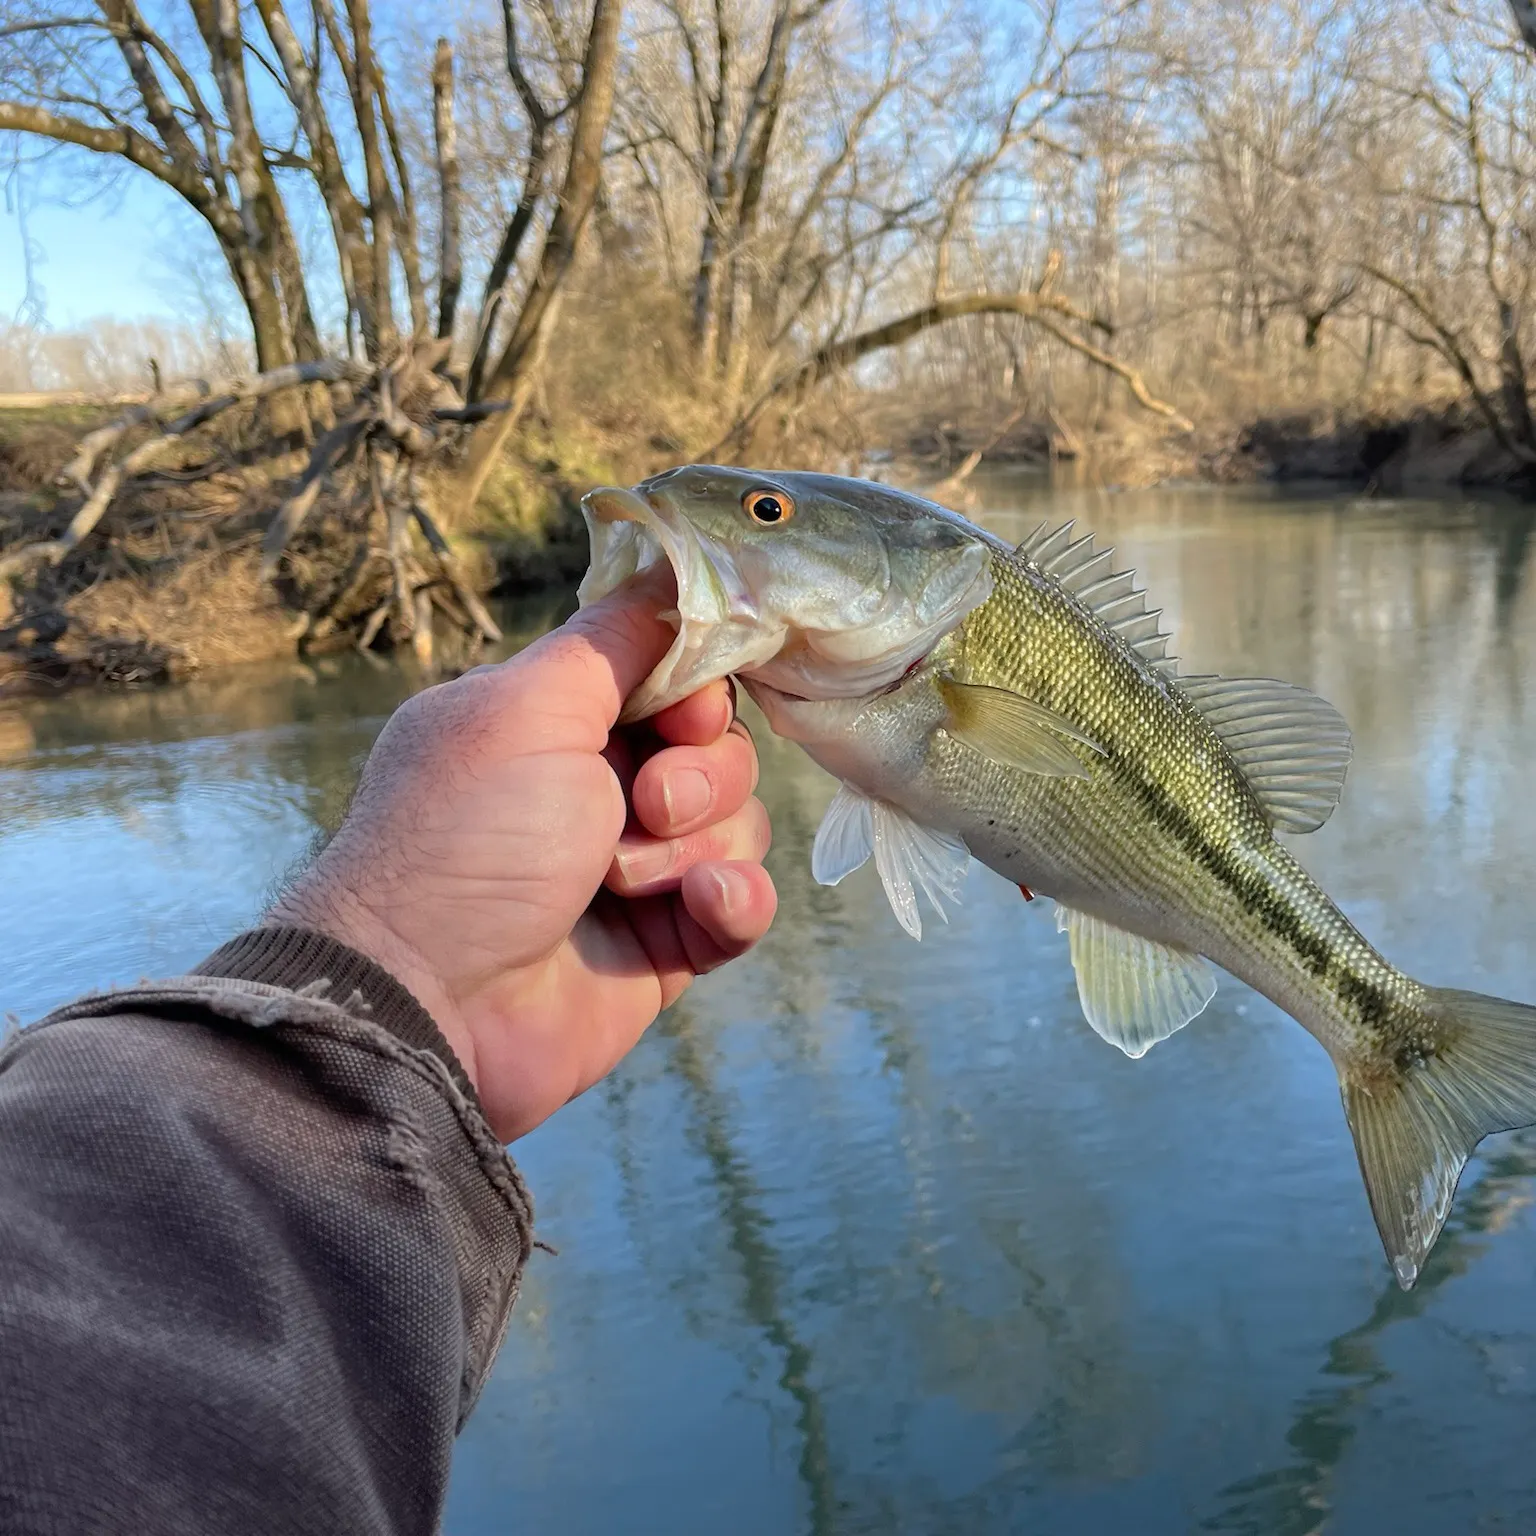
[712,288,1189,457]
[0,360,367,580]
[1361,263,1536,462]
[0,17,99,41]
[0,100,203,204]
[458,0,625,502]
[408,484,502,641]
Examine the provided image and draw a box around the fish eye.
[743,488,794,526]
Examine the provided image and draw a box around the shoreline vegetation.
[1,378,1527,702]
[7,0,1536,697]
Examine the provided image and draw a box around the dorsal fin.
[1178,675,1353,833]
[1015,517,1177,675]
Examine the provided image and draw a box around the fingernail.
[707,864,752,916]
[614,841,674,885]
[661,766,711,826]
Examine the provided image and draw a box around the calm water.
[5,479,1536,1534]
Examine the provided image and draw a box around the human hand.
[271,568,776,1140]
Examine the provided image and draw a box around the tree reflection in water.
[7,486,1536,1533]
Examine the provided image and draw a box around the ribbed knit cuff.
[193,925,480,1109]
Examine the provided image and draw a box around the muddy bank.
[0,385,599,701]
[0,484,586,701]
[892,399,1536,493]
[1217,404,1534,490]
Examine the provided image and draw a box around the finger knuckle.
[748,797,772,854]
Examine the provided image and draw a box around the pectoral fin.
[811,781,970,940]
[1055,904,1216,1058]
[939,678,1104,779]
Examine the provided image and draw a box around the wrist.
[267,880,481,1094]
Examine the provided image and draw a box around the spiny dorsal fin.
[1178,675,1353,834]
[1015,517,1176,675]
[1055,903,1217,1057]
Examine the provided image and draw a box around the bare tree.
[1347,0,1536,463]
[0,0,435,372]
[709,257,1193,456]
[446,0,625,512]
[433,36,462,341]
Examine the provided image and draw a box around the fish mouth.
[578,485,787,721]
[578,486,694,603]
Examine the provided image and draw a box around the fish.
[578,464,1536,1288]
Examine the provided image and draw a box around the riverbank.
[2,394,1529,701]
[0,391,610,699]
[886,398,1536,495]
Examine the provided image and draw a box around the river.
[5,477,1536,1534]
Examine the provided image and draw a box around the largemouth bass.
[579,465,1536,1287]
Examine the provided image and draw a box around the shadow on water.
[1202,1132,1536,1536]
[1493,502,1536,624]
[656,1000,841,1536]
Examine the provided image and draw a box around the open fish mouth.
[580,477,996,719]
[578,486,787,721]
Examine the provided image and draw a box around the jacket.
[0,924,532,1535]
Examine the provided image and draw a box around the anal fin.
[1055,904,1216,1058]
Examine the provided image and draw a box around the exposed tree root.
[1,340,509,689]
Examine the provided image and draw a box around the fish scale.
[862,550,1415,1065]
[579,464,1536,1287]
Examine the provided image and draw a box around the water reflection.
[658,1001,839,1534]
[1203,1129,1536,1536]
[5,483,1536,1533]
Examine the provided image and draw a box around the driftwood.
[56,360,367,496]
[0,359,369,580]
[1,341,506,661]
[407,473,502,641]
[259,408,374,572]
[929,404,1031,497]
[260,340,507,655]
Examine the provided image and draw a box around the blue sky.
[0,163,211,327]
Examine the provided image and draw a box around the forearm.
[0,926,532,1536]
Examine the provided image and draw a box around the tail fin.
[1343,987,1536,1288]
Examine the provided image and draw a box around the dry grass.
[65,545,295,678]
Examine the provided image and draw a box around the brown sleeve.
[0,926,533,1536]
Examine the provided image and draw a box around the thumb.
[511,562,680,729]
